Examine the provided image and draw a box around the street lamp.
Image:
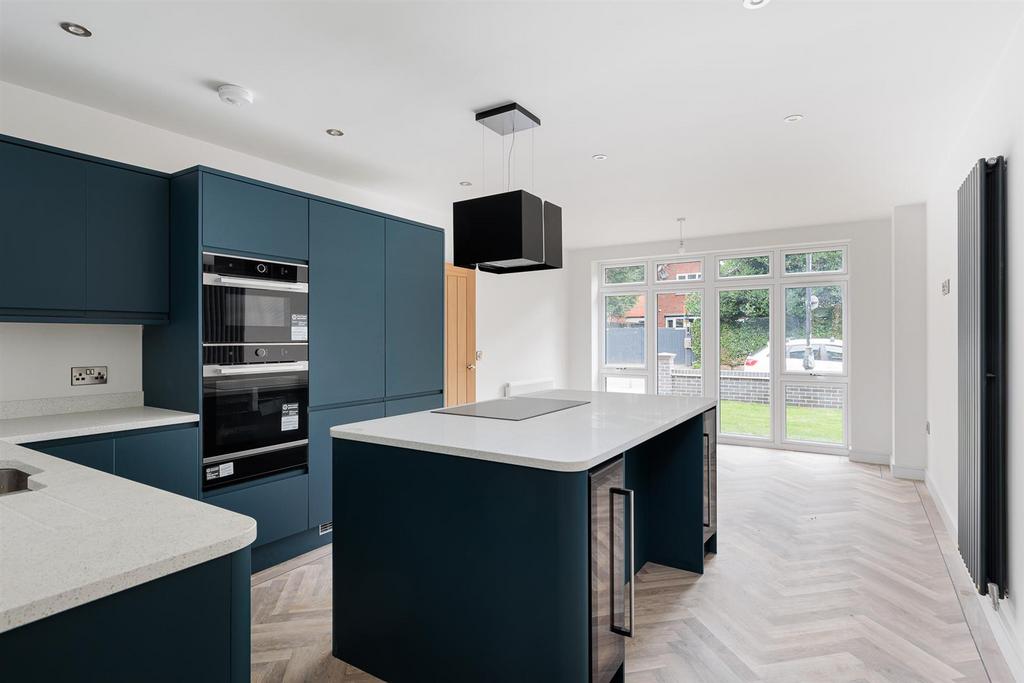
[803,291,819,371]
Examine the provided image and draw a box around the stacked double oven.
[201,253,309,491]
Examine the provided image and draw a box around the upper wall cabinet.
[201,173,308,261]
[385,219,444,398]
[0,138,169,322]
[309,201,385,407]
[86,164,169,314]
[0,141,88,312]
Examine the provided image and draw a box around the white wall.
[0,324,141,401]
[565,218,893,461]
[0,81,569,403]
[475,268,569,401]
[891,204,928,479]
[924,16,1024,675]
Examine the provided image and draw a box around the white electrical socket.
[72,366,108,386]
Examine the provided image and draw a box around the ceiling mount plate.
[475,102,541,136]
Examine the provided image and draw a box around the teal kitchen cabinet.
[204,473,309,547]
[30,425,199,497]
[85,163,169,315]
[308,402,385,528]
[309,201,385,407]
[201,172,308,261]
[115,427,199,499]
[385,394,443,417]
[385,220,444,398]
[0,141,87,313]
[33,436,115,474]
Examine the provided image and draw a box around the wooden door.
[445,263,476,406]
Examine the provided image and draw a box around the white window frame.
[602,262,648,287]
[603,374,650,395]
[653,257,705,285]
[593,240,851,455]
[779,279,849,379]
[781,381,849,450]
[781,245,848,277]
[715,282,775,443]
[653,285,706,399]
[600,289,649,372]
[715,252,772,281]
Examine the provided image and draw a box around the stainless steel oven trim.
[203,342,309,347]
[202,439,309,465]
[202,272,308,293]
[203,251,309,269]
[202,361,308,377]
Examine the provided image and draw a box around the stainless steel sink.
[0,468,31,495]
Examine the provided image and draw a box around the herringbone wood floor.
[250,446,1013,682]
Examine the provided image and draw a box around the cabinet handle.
[466,364,476,371]
[609,486,635,638]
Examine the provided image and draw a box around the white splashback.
[0,323,143,404]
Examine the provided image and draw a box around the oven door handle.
[205,361,309,376]
[203,273,309,293]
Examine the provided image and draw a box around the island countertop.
[0,441,256,634]
[331,389,716,472]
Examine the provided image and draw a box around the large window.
[657,291,703,397]
[718,288,771,438]
[596,243,850,453]
[603,293,646,368]
[783,284,845,375]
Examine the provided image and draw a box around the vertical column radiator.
[957,156,1007,600]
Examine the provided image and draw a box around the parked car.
[743,339,843,373]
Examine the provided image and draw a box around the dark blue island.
[331,390,717,683]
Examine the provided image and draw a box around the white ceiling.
[1,1,1022,249]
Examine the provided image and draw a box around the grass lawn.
[719,399,843,444]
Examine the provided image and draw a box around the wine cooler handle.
[609,486,635,638]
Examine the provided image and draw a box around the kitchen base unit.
[330,390,717,682]
[0,440,256,682]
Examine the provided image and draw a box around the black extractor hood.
[453,190,562,273]
[453,102,563,274]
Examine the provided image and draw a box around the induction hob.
[432,397,590,421]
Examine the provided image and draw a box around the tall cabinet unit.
[306,204,444,531]
[147,166,444,572]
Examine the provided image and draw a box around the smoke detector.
[217,84,253,107]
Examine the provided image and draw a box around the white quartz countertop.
[0,407,199,445]
[0,441,256,633]
[331,390,716,472]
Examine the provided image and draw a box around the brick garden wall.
[657,353,843,409]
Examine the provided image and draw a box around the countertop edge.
[0,521,256,635]
[330,399,716,472]
[1,412,200,445]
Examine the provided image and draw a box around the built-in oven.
[201,344,309,491]
[202,252,308,345]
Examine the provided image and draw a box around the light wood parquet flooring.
[250,446,1013,682]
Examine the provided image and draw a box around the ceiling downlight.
[59,22,92,37]
[742,0,771,9]
[784,114,805,123]
[325,128,344,137]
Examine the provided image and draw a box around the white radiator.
[504,378,554,397]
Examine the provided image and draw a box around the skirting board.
[848,450,889,465]
[926,475,1024,681]
[891,465,925,481]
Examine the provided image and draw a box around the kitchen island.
[0,440,256,682]
[330,389,717,683]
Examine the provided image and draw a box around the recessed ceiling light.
[459,181,473,187]
[784,114,805,123]
[743,0,771,9]
[592,154,608,161]
[59,22,92,37]
[217,84,253,106]
[326,128,344,137]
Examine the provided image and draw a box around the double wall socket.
[71,366,108,386]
